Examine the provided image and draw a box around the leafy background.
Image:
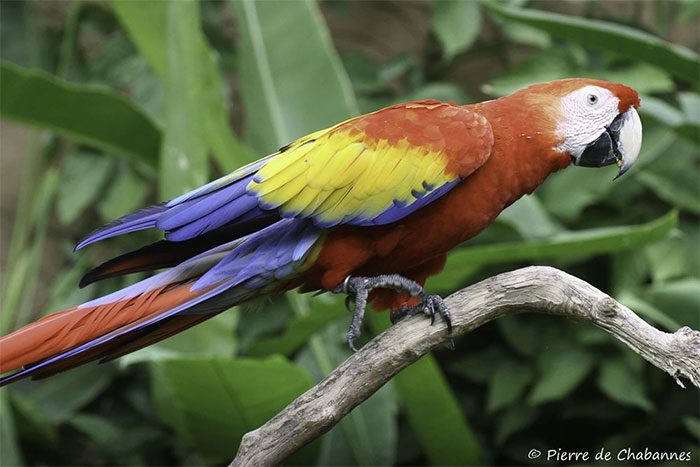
[0,0,698,465]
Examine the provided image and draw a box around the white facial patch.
[556,86,621,157]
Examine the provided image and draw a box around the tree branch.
[231,266,700,466]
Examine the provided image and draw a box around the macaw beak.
[573,107,643,179]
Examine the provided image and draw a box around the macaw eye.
[587,94,598,105]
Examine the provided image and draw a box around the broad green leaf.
[56,151,114,225]
[431,0,482,60]
[497,316,570,360]
[483,50,573,97]
[640,96,699,144]
[2,168,60,333]
[0,392,23,466]
[679,92,700,125]
[230,0,358,153]
[111,0,250,170]
[447,347,507,383]
[494,405,539,445]
[498,195,563,240]
[644,278,700,329]
[597,358,654,411]
[368,313,482,465]
[484,2,700,84]
[638,171,700,215]
[159,0,209,198]
[601,63,675,95]
[430,211,678,292]
[527,348,595,405]
[9,363,117,423]
[247,296,346,357]
[683,417,700,440]
[501,24,551,48]
[98,163,149,221]
[152,355,313,463]
[645,226,700,283]
[0,61,160,167]
[611,248,650,295]
[69,414,122,452]
[8,390,57,446]
[43,256,93,313]
[636,138,699,214]
[110,0,168,78]
[487,359,533,412]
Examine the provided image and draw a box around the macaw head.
[536,79,643,179]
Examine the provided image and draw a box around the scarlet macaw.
[0,78,642,384]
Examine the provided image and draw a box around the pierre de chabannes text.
[544,447,692,462]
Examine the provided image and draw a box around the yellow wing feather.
[248,127,456,226]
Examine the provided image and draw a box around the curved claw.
[390,294,453,333]
[344,295,354,312]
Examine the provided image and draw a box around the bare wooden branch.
[231,266,700,467]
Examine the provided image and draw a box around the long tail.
[0,219,320,385]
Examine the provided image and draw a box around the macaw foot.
[336,274,451,352]
[389,294,452,332]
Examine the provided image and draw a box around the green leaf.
[601,63,675,95]
[640,96,699,145]
[56,151,114,225]
[447,347,507,383]
[111,0,250,170]
[527,348,595,405]
[644,278,700,329]
[645,226,699,283]
[638,171,700,215]
[0,392,23,466]
[151,355,313,463]
[69,414,122,451]
[597,358,654,411]
[98,163,149,221]
[483,50,573,97]
[230,0,358,153]
[159,0,209,198]
[0,61,161,167]
[9,362,117,423]
[498,195,563,240]
[487,359,533,412]
[110,0,168,78]
[368,313,482,465]
[431,0,482,60]
[484,2,700,84]
[430,211,678,292]
[683,417,700,440]
[494,405,540,445]
[247,296,346,357]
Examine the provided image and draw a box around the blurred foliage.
[0,0,699,465]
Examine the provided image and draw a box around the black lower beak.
[576,112,625,169]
